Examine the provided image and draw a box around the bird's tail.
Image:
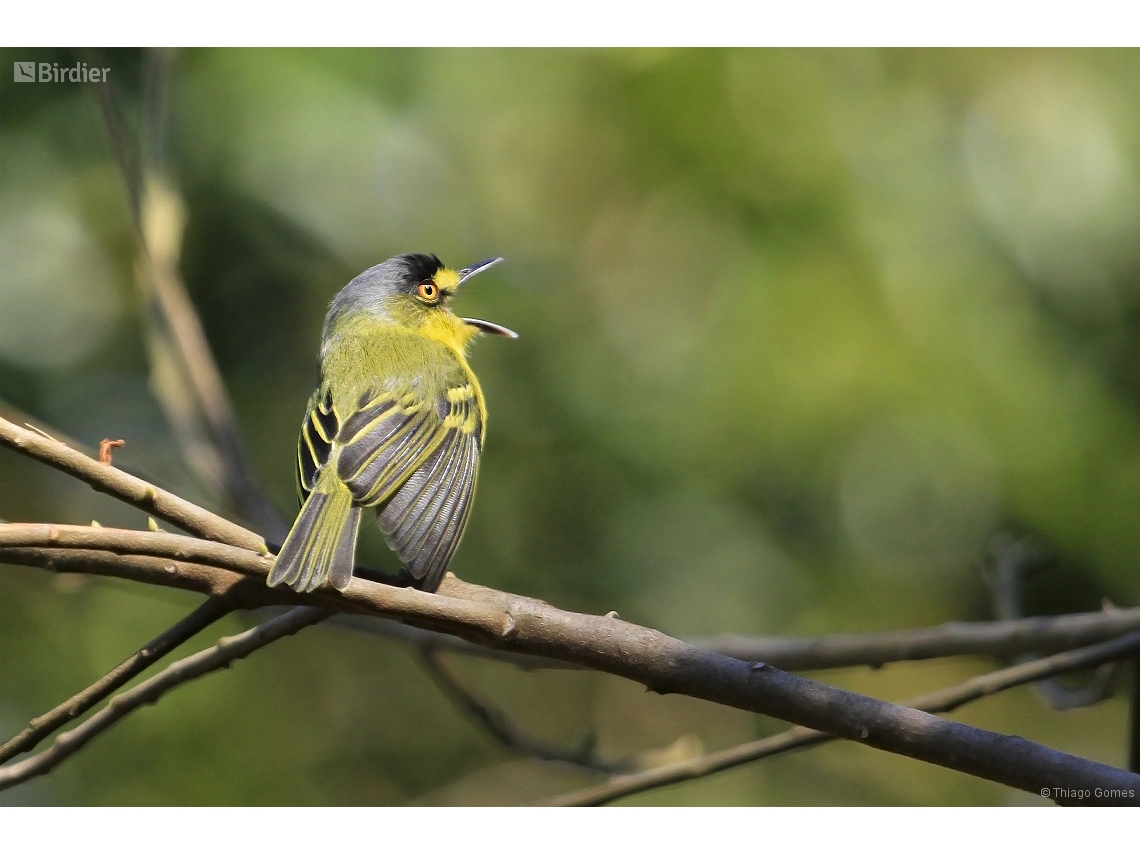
[268,476,360,593]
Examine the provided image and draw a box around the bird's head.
[325,253,517,347]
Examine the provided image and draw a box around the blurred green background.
[1,48,1138,805]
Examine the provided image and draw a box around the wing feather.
[379,431,457,534]
[378,427,480,590]
[341,412,442,505]
[424,435,478,573]
[296,387,337,503]
[291,368,483,592]
[399,429,467,558]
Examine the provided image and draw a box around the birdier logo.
[13,61,109,83]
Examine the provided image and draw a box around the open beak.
[462,318,519,338]
[457,256,518,338]
[457,256,504,285]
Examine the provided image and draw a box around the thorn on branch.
[500,613,516,640]
[25,423,58,442]
[99,438,125,465]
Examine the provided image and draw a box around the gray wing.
[377,423,481,592]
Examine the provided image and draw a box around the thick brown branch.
[340,607,1140,674]
[13,409,1132,675]
[0,417,265,552]
[0,524,274,577]
[0,529,511,641]
[694,608,1140,671]
[0,594,236,764]
[2,546,258,601]
[2,524,1138,803]
[541,630,1140,806]
[0,607,329,790]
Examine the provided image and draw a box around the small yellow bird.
[268,253,516,594]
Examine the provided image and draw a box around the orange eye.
[416,279,439,302]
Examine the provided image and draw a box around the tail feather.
[269,481,360,592]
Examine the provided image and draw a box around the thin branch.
[0,607,329,791]
[0,524,274,576]
[694,607,1140,671]
[418,652,699,774]
[116,49,289,541]
[540,630,1140,806]
[136,179,289,540]
[334,614,578,670]
[2,525,1138,802]
[418,649,630,773]
[88,50,141,229]
[987,532,1119,710]
[141,48,175,174]
[0,417,265,552]
[0,400,94,462]
[0,594,237,764]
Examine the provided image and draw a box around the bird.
[267,253,516,594]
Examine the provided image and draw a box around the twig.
[0,607,329,790]
[540,630,1140,806]
[988,533,1119,710]
[335,614,578,670]
[89,51,141,229]
[0,417,265,552]
[136,179,289,540]
[693,608,1140,671]
[417,649,630,773]
[142,48,174,174]
[2,524,1138,802]
[0,594,237,763]
[93,50,289,541]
